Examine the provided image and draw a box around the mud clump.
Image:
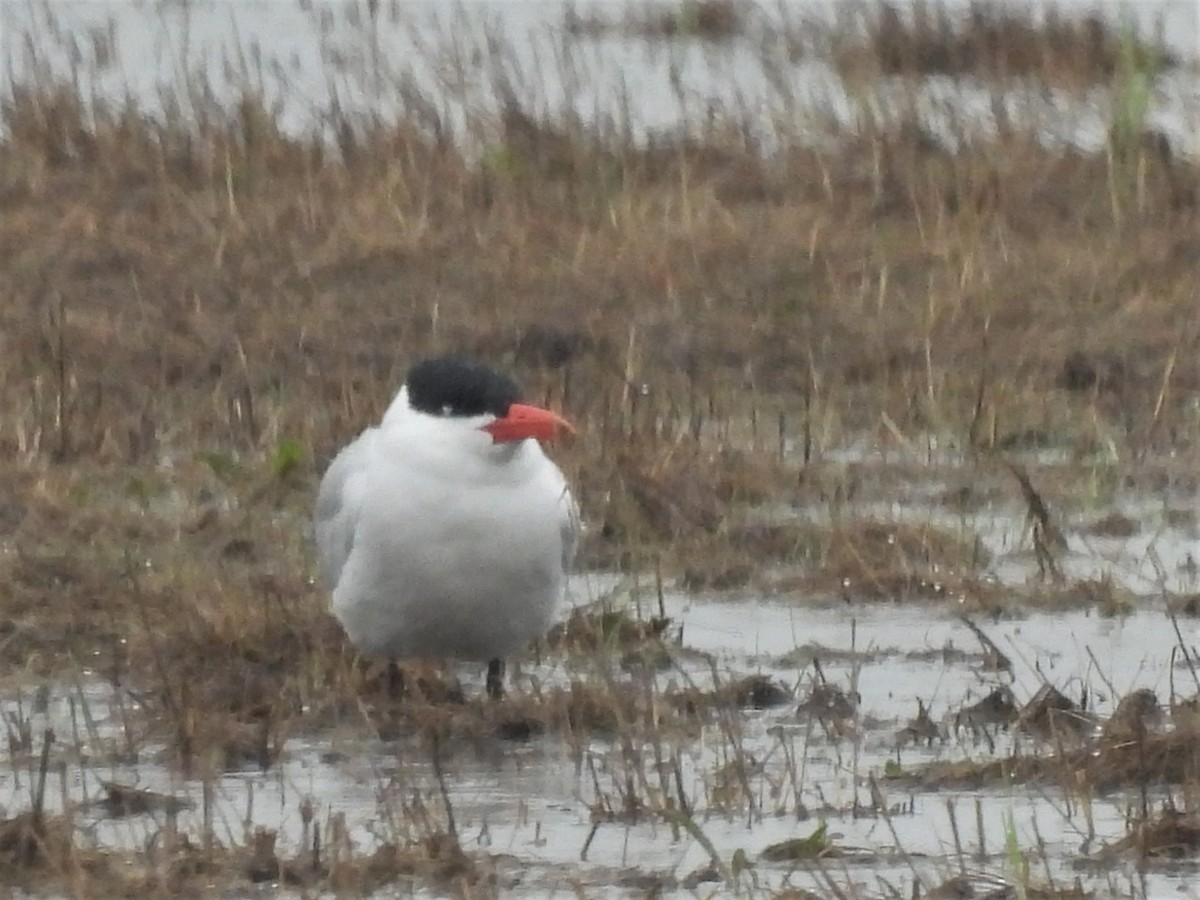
[831,2,1175,86]
[916,688,1193,792]
[1102,807,1200,859]
[542,606,675,656]
[797,680,860,738]
[672,674,793,716]
[93,782,193,819]
[895,699,942,748]
[953,686,1018,746]
[568,0,746,41]
[1017,684,1092,744]
[1100,688,1162,743]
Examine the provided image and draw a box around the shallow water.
[3,592,1198,896]
[4,3,1200,894]
[5,457,1200,894]
[2,0,1198,154]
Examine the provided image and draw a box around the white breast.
[314,405,577,662]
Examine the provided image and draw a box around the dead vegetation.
[910,685,1194,793]
[0,804,500,898]
[1102,805,1200,859]
[567,0,747,41]
[1,0,1200,895]
[824,1,1177,87]
[3,59,1198,478]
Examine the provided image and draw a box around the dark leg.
[387,661,405,699]
[486,658,505,700]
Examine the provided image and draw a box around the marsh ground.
[2,1,1200,896]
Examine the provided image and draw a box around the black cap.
[405,356,522,418]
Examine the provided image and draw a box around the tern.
[314,356,578,700]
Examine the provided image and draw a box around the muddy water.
[2,591,1198,896]
[3,0,1198,154]
[1,451,1198,895]
[3,451,1200,895]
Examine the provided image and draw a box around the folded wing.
[313,429,378,591]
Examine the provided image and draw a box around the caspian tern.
[314,356,578,700]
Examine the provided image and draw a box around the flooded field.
[3,0,1198,152]
[2,452,1200,897]
[3,0,1200,896]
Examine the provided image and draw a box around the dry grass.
[0,801,499,897]
[2,2,1200,895]
[909,686,1192,793]
[567,0,748,41]
[2,64,1198,476]
[823,1,1177,87]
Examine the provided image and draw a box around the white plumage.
[314,369,577,679]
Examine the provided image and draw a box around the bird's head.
[402,356,575,446]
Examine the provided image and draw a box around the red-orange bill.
[482,403,576,444]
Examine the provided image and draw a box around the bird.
[314,356,578,701]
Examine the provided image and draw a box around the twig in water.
[1003,461,1067,582]
[428,727,459,844]
[1166,601,1200,692]
[959,615,1013,672]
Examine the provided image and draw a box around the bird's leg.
[387,661,405,699]
[486,658,505,700]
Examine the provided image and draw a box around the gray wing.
[560,485,582,574]
[313,429,377,591]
